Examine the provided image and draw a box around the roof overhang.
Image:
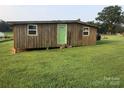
[7,20,98,28]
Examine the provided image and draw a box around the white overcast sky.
[0,5,124,22]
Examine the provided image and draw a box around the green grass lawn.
[0,35,124,88]
[0,32,13,42]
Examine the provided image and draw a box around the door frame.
[57,24,67,45]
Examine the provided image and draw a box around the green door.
[57,24,67,44]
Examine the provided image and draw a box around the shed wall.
[82,26,97,45]
[13,23,97,50]
[14,24,57,49]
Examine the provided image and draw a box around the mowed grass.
[0,35,124,88]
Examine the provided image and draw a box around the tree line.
[0,5,124,34]
[0,20,10,32]
[87,5,124,34]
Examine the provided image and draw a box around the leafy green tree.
[87,21,108,34]
[96,5,124,34]
[0,19,10,32]
[113,24,124,33]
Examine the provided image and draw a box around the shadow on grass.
[96,40,118,45]
[0,39,13,43]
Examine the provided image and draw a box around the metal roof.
[7,20,97,28]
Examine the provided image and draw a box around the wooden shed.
[8,20,97,52]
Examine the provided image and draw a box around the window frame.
[27,24,38,36]
[82,27,90,36]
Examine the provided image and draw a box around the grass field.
[0,32,13,42]
[0,35,124,88]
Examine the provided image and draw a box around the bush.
[96,33,101,40]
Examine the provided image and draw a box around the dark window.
[29,30,37,34]
[82,27,90,36]
[83,32,89,35]
[29,25,36,29]
[27,24,38,36]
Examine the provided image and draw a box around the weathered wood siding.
[82,26,97,45]
[67,24,82,46]
[14,24,57,49]
[13,23,97,49]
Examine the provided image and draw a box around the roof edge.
[7,20,98,28]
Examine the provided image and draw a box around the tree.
[96,5,124,34]
[87,21,108,34]
[113,24,124,33]
[0,19,10,32]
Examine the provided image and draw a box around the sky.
[0,5,124,22]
